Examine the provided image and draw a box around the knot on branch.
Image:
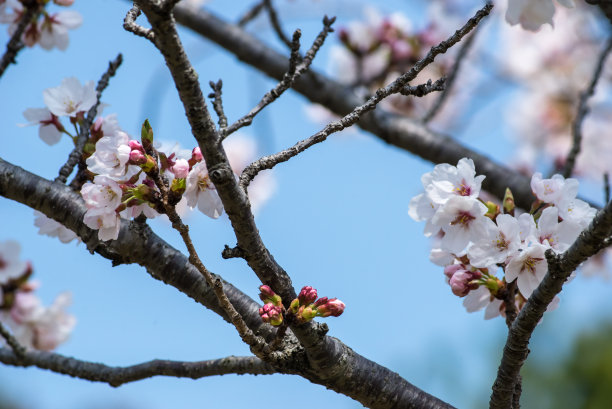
[222,245,245,259]
[208,164,234,185]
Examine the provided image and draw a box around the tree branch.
[0,348,276,387]
[489,199,612,409]
[0,0,42,79]
[0,156,455,409]
[0,322,27,360]
[171,3,543,212]
[263,0,293,50]
[224,15,335,138]
[561,36,612,178]
[422,25,481,123]
[130,0,298,307]
[55,53,124,184]
[238,2,490,188]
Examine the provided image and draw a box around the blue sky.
[1,1,612,408]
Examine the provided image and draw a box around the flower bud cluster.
[258,285,346,326]
[409,158,596,320]
[0,240,75,351]
[289,286,345,323]
[0,0,82,51]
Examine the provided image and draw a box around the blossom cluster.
[22,77,275,243]
[409,158,595,319]
[0,0,82,51]
[0,240,75,351]
[258,285,345,326]
[327,7,452,116]
[499,3,612,180]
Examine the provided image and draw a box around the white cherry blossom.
[81,176,123,210]
[536,206,581,252]
[83,207,121,241]
[463,286,503,320]
[0,240,28,284]
[427,158,485,204]
[43,77,96,118]
[506,0,574,31]
[505,242,548,298]
[3,290,75,351]
[38,10,82,51]
[21,107,64,145]
[557,197,596,229]
[184,162,224,219]
[33,211,79,244]
[530,172,578,206]
[86,131,133,179]
[430,196,488,253]
[468,214,522,268]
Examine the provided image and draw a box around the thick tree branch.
[171,3,541,212]
[0,0,41,79]
[0,348,276,386]
[489,199,612,409]
[0,156,455,408]
[56,53,124,184]
[561,36,612,178]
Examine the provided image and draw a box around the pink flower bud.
[172,159,190,179]
[444,264,464,280]
[313,297,328,308]
[129,140,144,151]
[259,285,282,307]
[259,303,283,326]
[315,298,345,317]
[298,286,317,305]
[448,271,481,297]
[192,147,203,162]
[129,150,146,165]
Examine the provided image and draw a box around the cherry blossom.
[536,206,581,252]
[20,107,65,146]
[0,240,28,284]
[43,77,96,118]
[463,286,503,320]
[38,10,82,51]
[530,172,578,206]
[505,243,548,298]
[184,162,224,219]
[3,289,75,351]
[85,131,133,179]
[468,214,521,268]
[430,195,488,253]
[506,0,575,31]
[33,211,79,244]
[427,158,485,204]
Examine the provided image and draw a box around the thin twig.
[55,53,124,184]
[0,348,275,387]
[208,80,228,131]
[400,77,446,97]
[561,36,612,178]
[123,6,156,43]
[0,0,41,79]
[240,4,492,190]
[263,0,293,50]
[224,16,335,137]
[237,0,266,27]
[0,322,27,360]
[422,25,481,123]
